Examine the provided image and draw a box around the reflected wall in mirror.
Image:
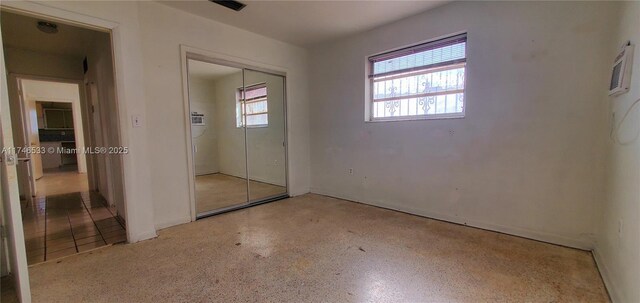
[188,59,247,214]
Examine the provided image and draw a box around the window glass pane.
[373,42,466,75]
[372,92,464,119]
[368,33,466,120]
[373,66,465,101]
[246,113,268,126]
[244,86,267,100]
[245,100,267,115]
[237,85,269,127]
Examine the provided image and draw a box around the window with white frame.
[236,84,268,127]
[368,33,467,121]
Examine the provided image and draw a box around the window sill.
[236,125,269,129]
[366,113,465,123]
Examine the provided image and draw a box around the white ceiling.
[159,0,450,47]
[0,11,106,58]
[188,59,241,80]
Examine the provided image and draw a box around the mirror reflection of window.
[236,84,268,128]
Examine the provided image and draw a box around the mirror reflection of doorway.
[186,58,288,217]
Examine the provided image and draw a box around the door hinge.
[2,153,16,166]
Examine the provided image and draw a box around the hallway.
[22,171,126,265]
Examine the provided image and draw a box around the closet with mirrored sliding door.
[185,56,288,218]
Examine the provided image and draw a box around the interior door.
[21,86,43,180]
[16,80,37,197]
[0,41,32,303]
[243,69,287,202]
[27,102,43,180]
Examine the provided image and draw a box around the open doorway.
[1,10,127,267]
[19,79,88,195]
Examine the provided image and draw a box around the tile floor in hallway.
[0,276,18,303]
[21,194,609,302]
[36,167,89,196]
[22,171,126,265]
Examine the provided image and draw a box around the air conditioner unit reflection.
[609,43,634,96]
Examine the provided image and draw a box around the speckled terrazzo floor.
[22,194,608,302]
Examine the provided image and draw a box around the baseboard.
[154,216,191,231]
[592,248,620,303]
[289,188,310,197]
[195,170,219,176]
[128,230,158,243]
[310,187,593,250]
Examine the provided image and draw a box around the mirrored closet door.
[244,69,287,202]
[186,58,288,218]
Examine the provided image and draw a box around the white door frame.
[0,31,31,303]
[83,82,101,192]
[15,78,42,182]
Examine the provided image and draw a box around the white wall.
[3,47,83,79]
[310,1,617,249]
[137,2,310,229]
[595,2,640,302]
[84,31,126,220]
[188,75,220,176]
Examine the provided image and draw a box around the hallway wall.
[83,31,127,221]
